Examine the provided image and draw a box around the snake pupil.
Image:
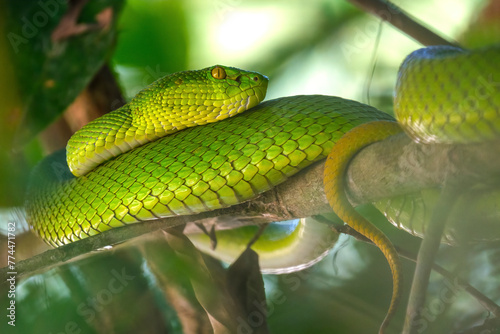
[211,66,226,79]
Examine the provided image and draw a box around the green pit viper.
[26,45,500,333]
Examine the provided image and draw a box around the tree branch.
[345,133,500,205]
[347,0,459,47]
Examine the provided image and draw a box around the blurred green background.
[1,0,499,333]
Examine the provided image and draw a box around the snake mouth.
[254,84,268,104]
[246,85,267,109]
[236,86,266,116]
[215,82,268,120]
[243,76,269,109]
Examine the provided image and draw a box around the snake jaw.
[245,94,259,112]
[211,79,268,120]
[214,94,260,120]
[244,85,268,111]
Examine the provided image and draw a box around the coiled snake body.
[26,46,500,333]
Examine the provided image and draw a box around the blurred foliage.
[460,0,500,47]
[1,246,173,334]
[112,0,189,99]
[1,0,499,333]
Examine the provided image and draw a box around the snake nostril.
[252,76,259,82]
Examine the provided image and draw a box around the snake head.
[208,65,269,113]
[130,65,269,127]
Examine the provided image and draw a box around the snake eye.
[211,66,226,80]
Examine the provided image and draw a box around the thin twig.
[246,224,269,249]
[313,214,372,243]
[347,0,459,47]
[397,249,500,320]
[403,182,460,334]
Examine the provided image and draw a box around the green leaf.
[4,0,124,145]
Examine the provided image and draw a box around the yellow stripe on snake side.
[323,121,403,334]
